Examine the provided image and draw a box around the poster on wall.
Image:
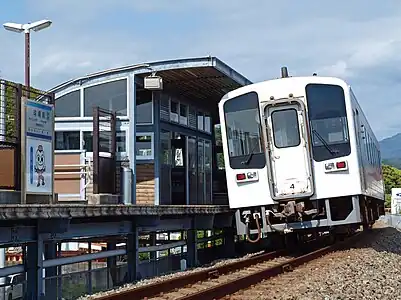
[26,138,53,194]
[25,99,54,195]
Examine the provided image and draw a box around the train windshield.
[306,84,351,162]
[223,92,266,169]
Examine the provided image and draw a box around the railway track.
[95,231,363,300]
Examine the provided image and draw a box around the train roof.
[220,75,350,103]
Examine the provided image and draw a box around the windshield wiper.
[241,140,261,165]
[311,129,339,155]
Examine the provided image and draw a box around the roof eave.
[48,56,252,94]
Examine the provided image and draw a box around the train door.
[265,103,314,200]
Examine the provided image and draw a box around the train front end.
[219,68,366,241]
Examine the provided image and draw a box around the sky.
[1,0,401,140]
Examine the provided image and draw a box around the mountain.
[379,133,401,169]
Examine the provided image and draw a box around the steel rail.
[96,249,286,300]
[176,232,364,300]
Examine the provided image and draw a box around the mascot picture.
[34,144,46,187]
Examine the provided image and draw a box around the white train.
[218,67,385,241]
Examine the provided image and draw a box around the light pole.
[3,20,52,207]
[3,19,52,88]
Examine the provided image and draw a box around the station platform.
[0,204,231,220]
[0,204,234,246]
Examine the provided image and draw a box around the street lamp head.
[3,22,24,33]
[3,19,52,33]
[26,20,52,32]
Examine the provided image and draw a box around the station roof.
[49,56,252,102]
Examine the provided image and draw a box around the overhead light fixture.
[144,73,163,90]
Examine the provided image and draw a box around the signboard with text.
[392,188,401,214]
[25,100,54,195]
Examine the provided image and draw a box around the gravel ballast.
[78,250,264,299]
[79,220,401,300]
[231,220,401,300]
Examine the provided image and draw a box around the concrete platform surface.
[0,204,232,220]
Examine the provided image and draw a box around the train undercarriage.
[235,195,385,244]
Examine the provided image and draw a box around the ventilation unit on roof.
[144,75,163,90]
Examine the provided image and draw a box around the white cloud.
[2,0,401,138]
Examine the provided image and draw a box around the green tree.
[382,164,401,207]
[3,82,44,143]
[4,84,17,142]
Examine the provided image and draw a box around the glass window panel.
[271,109,300,148]
[55,90,80,117]
[188,107,197,128]
[136,89,153,124]
[197,111,204,131]
[82,131,126,152]
[55,131,80,150]
[84,79,127,116]
[223,92,265,169]
[160,130,171,205]
[188,136,197,205]
[204,114,211,133]
[170,101,179,122]
[197,139,205,204]
[160,130,171,165]
[306,83,351,162]
[204,140,212,204]
[116,131,126,152]
[179,103,188,125]
[136,134,153,158]
[83,131,93,152]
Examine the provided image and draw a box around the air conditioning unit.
[144,75,163,90]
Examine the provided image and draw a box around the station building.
[51,56,252,205]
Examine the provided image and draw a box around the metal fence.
[43,264,128,300]
[0,79,54,191]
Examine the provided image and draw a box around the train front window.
[223,91,265,169]
[306,84,351,162]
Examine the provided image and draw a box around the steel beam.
[129,73,137,205]
[126,225,138,282]
[138,217,192,232]
[138,241,186,253]
[186,228,198,268]
[43,249,126,268]
[132,57,212,75]
[40,221,132,241]
[193,215,215,229]
[0,226,36,245]
[213,214,234,228]
[212,57,253,86]
[26,236,44,299]
[0,264,24,277]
